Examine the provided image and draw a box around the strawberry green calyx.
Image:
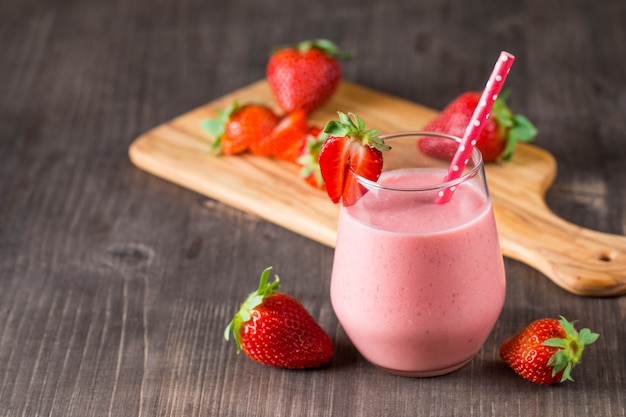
[324,112,391,153]
[224,267,280,351]
[298,132,326,187]
[492,90,538,161]
[542,316,600,382]
[295,39,354,60]
[201,101,239,153]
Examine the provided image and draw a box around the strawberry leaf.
[324,112,390,153]
[547,350,570,374]
[558,316,576,334]
[224,267,280,351]
[492,95,514,128]
[543,338,568,348]
[354,112,366,131]
[201,102,239,153]
[324,120,351,137]
[501,114,538,161]
[296,39,354,60]
[489,91,538,161]
[338,111,356,128]
[578,328,600,345]
[511,115,537,140]
[559,362,574,382]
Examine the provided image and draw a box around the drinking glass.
[330,132,506,377]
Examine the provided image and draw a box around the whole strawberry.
[267,39,351,115]
[224,267,334,369]
[202,102,279,155]
[318,112,390,206]
[499,316,599,385]
[420,90,537,162]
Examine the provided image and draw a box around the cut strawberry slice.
[272,110,311,162]
[250,109,310,159]
[318,112,389,205]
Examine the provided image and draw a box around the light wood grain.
[129,80,626,296]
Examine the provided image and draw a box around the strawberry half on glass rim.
[318,112,390,206]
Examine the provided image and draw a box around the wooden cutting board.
[128,80,626,297]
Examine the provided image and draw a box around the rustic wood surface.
[1,0,625,416]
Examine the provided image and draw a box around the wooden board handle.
[493,186,626,297]
[497,198,626,296]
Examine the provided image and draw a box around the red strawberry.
[202,102,279,155]
[420,90,537,162]
[318,112,389,205]
[499,316,599,385]
[416,133,458,161]
[224,267,334,369]
[297,126,325,189]
[267,39,351,115]
[251,109,310,161]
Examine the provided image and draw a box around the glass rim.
[351,131,484,192]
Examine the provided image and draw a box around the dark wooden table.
[1,0,625,415]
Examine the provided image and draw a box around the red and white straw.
[434,51,515,204]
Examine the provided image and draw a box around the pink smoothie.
[330,168,506,376]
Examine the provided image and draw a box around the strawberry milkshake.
[330,133,506,377]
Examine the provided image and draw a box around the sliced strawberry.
[249,109,309,158]
[273,110,311,162]
[318,112,389,205]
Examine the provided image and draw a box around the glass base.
[372,357,473,377]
